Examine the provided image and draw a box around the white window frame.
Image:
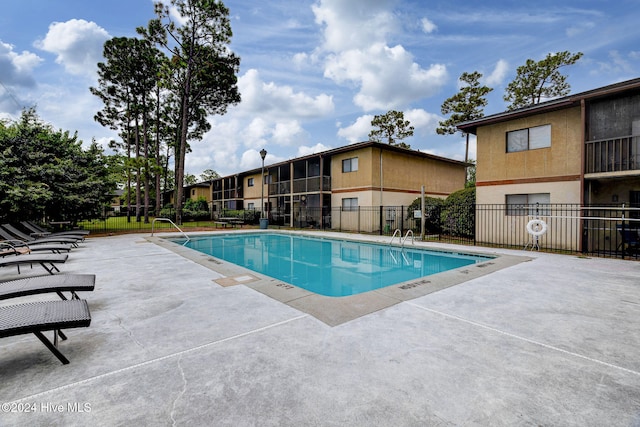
[342,157,358,173]
[506,193,550,216]
[341,197,358,211]
[507,124,551,153]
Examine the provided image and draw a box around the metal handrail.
[389,228,402,246]
[150,218,190,242]
[401,230,414,246]
[389,229,414,247]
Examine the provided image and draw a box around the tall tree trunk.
[135,115,142,223]
[175,44,194,226]
[154,85,162,217]
[143,112,151,224]
[125,107,132,223]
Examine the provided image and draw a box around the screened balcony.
[584,135,640,174]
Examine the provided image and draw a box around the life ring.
[526,219,547,236]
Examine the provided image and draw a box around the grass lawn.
[78,216,256,235]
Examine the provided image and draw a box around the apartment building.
[458,77,640,251]
[210,141,468,229]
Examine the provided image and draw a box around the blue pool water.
[174,233,491,297]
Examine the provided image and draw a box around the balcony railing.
[585,135,640,174]
[269,176,331,195]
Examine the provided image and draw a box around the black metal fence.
[475,203,639,259]
[80,203,640,259]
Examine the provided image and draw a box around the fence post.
[473,204,477,246]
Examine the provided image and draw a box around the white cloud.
[35,19,110,77]
[292,52,309,70]
[485,59,509,86]
[180,68,338,176]
[337,114,374,143]
[325,43,447,111]
[312,0,397,52]
[421,17,437,33]
[404,108,441,134]
[0,41,42,87]
[0,41,43,113]
[271,120,308,145]
[593,50,636,75]
[238,69,334,119]
[296,143,332,157]
[337,109,440,146]
[239,149,285,171]
[239,149,263,171]
[312,1,447,111]
[242,117,270,147]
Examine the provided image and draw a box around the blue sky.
[1,0,639,178]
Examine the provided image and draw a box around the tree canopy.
[91,36,165,223]
[368,110,414,149]
[139,0,241,224]
[0,108,116,223]
[200,169,220,181]
[504,51,583,110]
[436,71,492,162]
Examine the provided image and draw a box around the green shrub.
[440,187,475,237]
[184,197,209,212]
[407,196,445,234]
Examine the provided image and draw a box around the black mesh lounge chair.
[1,224,80,247]
[617,224,640,255]
[0,253,68,274]
[1,240,73,255]
[0,274,95,301]
[21,221,89,239]
[0,299,91,364]
[0,227,77,248]
[0,242,30,257]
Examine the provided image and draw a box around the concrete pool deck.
[0,231,639,426]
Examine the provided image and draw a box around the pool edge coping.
[147,230,533,326]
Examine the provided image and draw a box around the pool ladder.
[388,229,412,265]
[389,229,414,247]
[150,218,191,244]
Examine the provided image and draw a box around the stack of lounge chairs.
[0,221,94,364]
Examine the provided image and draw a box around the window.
[247,178,254,187]
[247,202,255,210]
[506,193,550,216]
[342,198,358,211]
[507,124,551,152]
[342,157,358,172]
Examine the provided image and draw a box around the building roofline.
[457,77,640,134]
[223,140,468,180]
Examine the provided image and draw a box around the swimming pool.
[172,232,492,297]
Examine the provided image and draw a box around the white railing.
[389,228,402,246]
[150,218,190,243]
[389,229,414,247]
